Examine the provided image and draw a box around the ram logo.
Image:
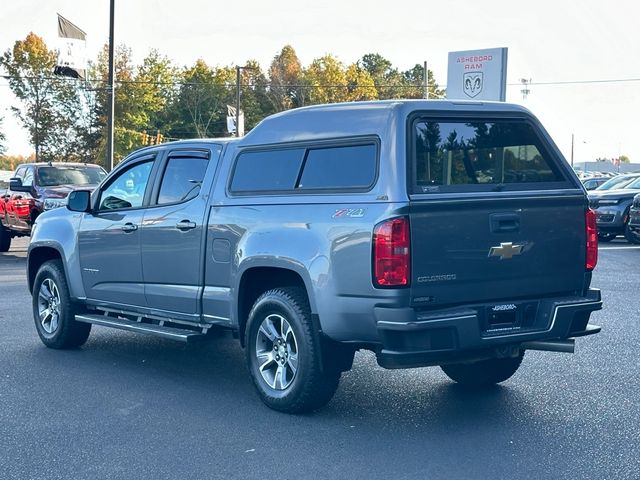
[463,72,483,98]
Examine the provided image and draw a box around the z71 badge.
[333,208,366,218]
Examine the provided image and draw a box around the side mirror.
[9,177,31,193]
[67,190,92,213]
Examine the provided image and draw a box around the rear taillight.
[586,209,598,271]
[373,217,410,287]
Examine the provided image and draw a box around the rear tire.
[0,226,11,252]
[32,260,91,349]
[597,232,617,242]
[624,224,640,244]
[440,352,524,387]
[245,287,341,413]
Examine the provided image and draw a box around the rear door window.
[157,153,209,205]
[412,119,568,193]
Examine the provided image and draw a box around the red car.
[0,162,106,251]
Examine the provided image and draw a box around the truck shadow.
[29,330,545,433]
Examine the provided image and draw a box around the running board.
[75,314,205,343]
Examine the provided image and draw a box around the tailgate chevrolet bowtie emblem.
[489,242,523,260]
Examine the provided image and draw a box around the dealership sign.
[447,48,508,101]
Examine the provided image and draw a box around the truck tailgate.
[409,194,587,307]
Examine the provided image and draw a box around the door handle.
[121,222,138,233]
[490,213,520,233]
[175,220,197,231]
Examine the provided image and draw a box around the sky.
[1,0,639,164]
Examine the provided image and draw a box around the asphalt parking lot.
[1,237,639,480]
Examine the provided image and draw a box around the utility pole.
[423,61,429,99]
[235,66,241,138]
[106,0,115,171]
[570,133,574,167]
[235,65,255,137]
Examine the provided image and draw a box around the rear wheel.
[32,260,91,349]
[245,287,341,413]
[597,232,617,242]
[624,223,640,244]
[0,225,11,252]
[440,352,524,387]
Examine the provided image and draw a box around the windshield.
[595,175,639,191]
[625,177,640,189]
[37,166,107,187]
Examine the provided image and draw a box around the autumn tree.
[0,33,85,161]
[345,64,377,101]
[303,54,348,105]
[268,45,303,111]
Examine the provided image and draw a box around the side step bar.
[75,314,206,343]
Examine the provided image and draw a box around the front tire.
[0,225,11,252]
[245,287,341,413]
[598,232,617,242]
[624,223,640,244]
[440,352,524,387]
[32,260,91,349]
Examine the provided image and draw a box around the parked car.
[593,173,640,192]
[0,162,107,251]
[27,100,602,413]
[581,177,609,190]
[627,193,640,242]
[588,176,640,243]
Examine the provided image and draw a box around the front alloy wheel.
[32,260,91,349]
[37,278,62,334]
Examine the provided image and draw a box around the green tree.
[131,50,178,134]
[402,64,446,99]
[90,44,145,163]
[167,59,234,139]
[237,60,275,132]
[360,53,405,99]
[619,155,630,164]
[0,33,84,161]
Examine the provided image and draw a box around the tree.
[0,33,83,161]
[360,53,405,99]
[345,64,377,101]
[0,117,6,157]
[303,54,348,105]
[619,155,630,164]
[402,64,446,99]
[268,45,303,111]
[238,60,275,131]
[167,59,234,139]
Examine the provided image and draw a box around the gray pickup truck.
[27,100,602,413]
